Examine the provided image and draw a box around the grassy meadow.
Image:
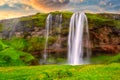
[0,63,120,80]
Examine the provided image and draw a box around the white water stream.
[68,12,91,65]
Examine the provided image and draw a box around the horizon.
[1,11,120,21]
[0,11,120,21]
[0,0,120,20]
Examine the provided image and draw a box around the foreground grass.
[0,63,120,80]
[91,54,120,64]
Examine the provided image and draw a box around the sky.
[0,0,120,20]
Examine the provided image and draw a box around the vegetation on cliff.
[87,13,120,29]
[17,12,120,29]
[0,39,34,66]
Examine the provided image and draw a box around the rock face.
[90,26,120,54]
[0,12,120,58]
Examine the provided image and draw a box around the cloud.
[0,0,70,12]
[99,1,107,6]
[0,10,22,20]
[24,6,31,11]
[24,0,70,12]
[72,5,106,13]
[0,0,29,7]
[0,0,19,7]
[1,0,119,13]
[0,0,6,6]
[75,0,84,2]
[0,0,120,20]
[0,10,36,20]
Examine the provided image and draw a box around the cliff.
[0,11,120,59]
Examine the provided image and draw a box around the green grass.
[86,13,119,28]
[20,13,48,28]
[0,63,120,80]
[0,39,35,66]
[91,54,120,64]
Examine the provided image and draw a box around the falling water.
[2,18,20,39]
[55,14,62,48]
[59,14,62,36]
[58,14,62,47]
[43,14,52,62]
[68,12,91,65]
[42,14,63,64]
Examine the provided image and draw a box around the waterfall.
[42,13,63,64]
[2,18,20,39]
[68,12,91,65]
[55,14,62,48]
[43,14,52,62]
[59,14,62,47]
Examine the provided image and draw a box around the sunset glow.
[0,0,120,20]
